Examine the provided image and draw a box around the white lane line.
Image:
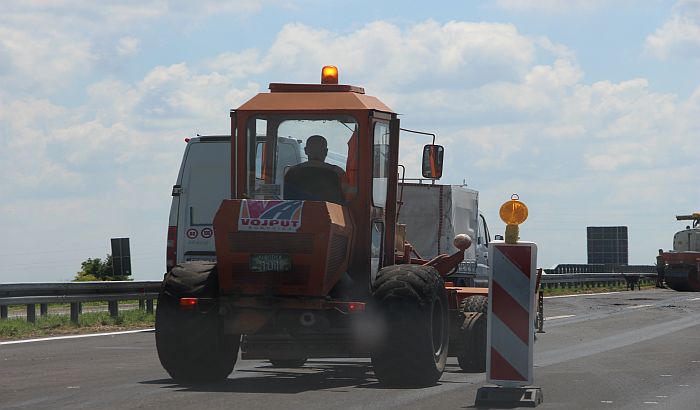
[0,328,154,345]
[544,314,576,321]
[643,402,659,404]
[687,297,700,301]
[626,304,653,309]
[544,291,621,299]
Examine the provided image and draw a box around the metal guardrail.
[0,281,161,323]
[544,264,656,274]
[0,271,658,324]
[540,273,657,290]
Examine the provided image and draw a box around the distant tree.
[73,254,132,281]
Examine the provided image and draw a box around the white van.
[166,135,305,271]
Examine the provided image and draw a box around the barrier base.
[474,385,543,408]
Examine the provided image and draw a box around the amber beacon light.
[499,194,528,244]
[321,65,339,84]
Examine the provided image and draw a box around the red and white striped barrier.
[486,241,537,386]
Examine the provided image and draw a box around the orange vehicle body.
[211,75,487,359]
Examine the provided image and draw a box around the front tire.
[155,262,239,383]
[370,265,449,387]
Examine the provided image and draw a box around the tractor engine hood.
[213,199,354,297]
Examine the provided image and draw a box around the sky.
[1,0,698,283]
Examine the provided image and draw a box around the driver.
[283,135,348,204]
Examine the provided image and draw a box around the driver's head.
[305,135,328,161]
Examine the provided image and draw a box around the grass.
[0,309,155,341]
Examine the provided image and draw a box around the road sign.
[110,238,131,277]
[475,240,542,408]
[486,241,537,385]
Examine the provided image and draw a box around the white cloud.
[1,17,698,282]
[116,36,141,57]
[645,0,700,60]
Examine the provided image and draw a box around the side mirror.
[421,144,444,179]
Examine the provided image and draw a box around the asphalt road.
[2,288,699,409]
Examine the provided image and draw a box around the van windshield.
[246,115,358,203]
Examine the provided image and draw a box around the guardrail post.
[146,298,154,314]
[40,303,48,317]
[1,305,7,320]
[537,291,545,333]
[108,301,119,318]
[27,304,36,323]
[70,302,80,324]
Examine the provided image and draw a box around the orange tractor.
[155,67,496,386]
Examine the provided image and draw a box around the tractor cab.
[213,66,443,299]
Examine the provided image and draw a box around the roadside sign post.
[111,237,132,277]
[475,195,543,408]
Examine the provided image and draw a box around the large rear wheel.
[370,264,449,387]
[155,262,239,383]
[457,295,488,373]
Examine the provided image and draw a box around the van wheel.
[155,262,239,383]
[370,265,449,387]
[457,295,487,373]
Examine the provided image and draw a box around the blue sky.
[1,0,698,282]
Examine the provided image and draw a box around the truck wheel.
[269,358,307,368]
[370,264,449,387]
[155,262,239,383]
[457,295,487,373]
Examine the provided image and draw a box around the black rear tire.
[457,295,488,373]
[370,264,449,387]
[155,262,239,383]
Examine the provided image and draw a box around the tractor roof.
[236,83,394,113]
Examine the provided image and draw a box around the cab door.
[369,113,399,284]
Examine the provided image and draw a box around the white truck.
[167,137,493,286]
[397,183,492,287]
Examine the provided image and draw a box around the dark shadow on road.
[141,360,379,394]
[141,360,469,393]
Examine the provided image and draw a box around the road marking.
[660,374,672,377]
[643,402,659,404]
[656,396,668,398]
[687,297,700,301]
[626,304,653,309]
[600,401,613,404]
[544,291,621,299]
[0,328,154,345]
[679,384,690,387]
[544,314,576,321]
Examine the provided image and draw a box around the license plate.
[250,254,292,272]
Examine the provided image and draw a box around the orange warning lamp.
[321,65,339,84]
[499,194,528,244]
